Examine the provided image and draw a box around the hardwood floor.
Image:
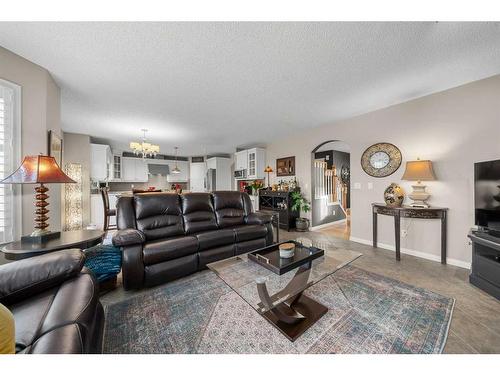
[316,214,351,240]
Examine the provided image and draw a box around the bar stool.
[100,187,117,233]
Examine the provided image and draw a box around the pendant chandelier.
[129,129,160,159]
[171,147,181,174]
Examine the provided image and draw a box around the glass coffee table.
[207,238,361,341]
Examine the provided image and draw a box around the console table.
[259,190,299,231]
[372,203,448,263]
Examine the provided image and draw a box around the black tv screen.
[475,159,500,230]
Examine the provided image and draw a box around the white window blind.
[0,80,21,244]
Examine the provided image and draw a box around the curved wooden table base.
[256,262,328,341]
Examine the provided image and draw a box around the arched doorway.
[310,140,351,239]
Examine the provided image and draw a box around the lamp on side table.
[0,155,76,243]
[402,159,436,208]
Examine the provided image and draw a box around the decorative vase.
[384,183,405,207]
[295,218,310,232]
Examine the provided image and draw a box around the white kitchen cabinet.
[167,160,189,182]
[90,144,112,181]
[121,157,148,182]
[190,161,207,192]
[110,154,122,181]
[235,150,248,171]
[247,148,266,179]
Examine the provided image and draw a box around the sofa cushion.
[233,224,268,242]
[144,254,198,287]
[195,229,235,251]
[134,193,184,240]
[198,245,235,269]
[212,191,246,228]
[181,193,218,234]
[143,236,199,266]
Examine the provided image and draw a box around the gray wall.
[265,74,500,268]
[0,46,62,236]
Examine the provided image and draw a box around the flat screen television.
[474,159,500,232]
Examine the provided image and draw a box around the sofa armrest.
[0,249,84,306]
[246,211,273,225]
[121,245,144,290]
[112,229,146,247]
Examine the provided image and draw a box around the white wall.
[0,46,62,236]
[266,74,500,267]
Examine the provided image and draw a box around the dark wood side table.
[0,230,105,262]
[372,203,448,263]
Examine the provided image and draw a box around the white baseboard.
[310,219,347,231]
[349,236,471,270]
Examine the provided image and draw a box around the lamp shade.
[401,160,436,181]
[0,155,76,184]
[264,166,273,173]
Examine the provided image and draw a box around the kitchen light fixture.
[129,129,160,159]
[171,147,181,174]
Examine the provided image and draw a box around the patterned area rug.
[103,266,454,354]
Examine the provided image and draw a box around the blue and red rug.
[103,266,454,354]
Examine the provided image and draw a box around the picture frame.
[276,156,295,176]
[48,130,63,167]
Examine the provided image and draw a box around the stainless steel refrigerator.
[205,168,216,191]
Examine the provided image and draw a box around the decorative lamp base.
[408,183,431,208]
[21,231,61,244]
[20,183,60,243]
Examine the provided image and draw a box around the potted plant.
[290,191,311,231]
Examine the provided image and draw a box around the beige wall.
[62,132,91,227]
[266,74,500,268]
[0,46,62,236]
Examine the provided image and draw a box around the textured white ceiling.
[0,22,499,155]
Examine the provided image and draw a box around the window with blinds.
[0,80,21,244]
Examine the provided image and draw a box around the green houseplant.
[290,191,311,231]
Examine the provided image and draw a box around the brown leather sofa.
[113,191,274,290]
[0,249,104,354]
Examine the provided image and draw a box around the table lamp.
[401,159,436,208]
[0,155,76,243]
[264,166,273,188]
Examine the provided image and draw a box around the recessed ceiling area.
[0,22,499,155]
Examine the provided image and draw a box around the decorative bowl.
[279,243,295,258]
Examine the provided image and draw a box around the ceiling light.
[171,147,181,174]
[129,129,159,159]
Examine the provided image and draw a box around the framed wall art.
[276,156,295,176]
[48,130,63,167]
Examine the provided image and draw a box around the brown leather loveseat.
[112,191,274,290]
